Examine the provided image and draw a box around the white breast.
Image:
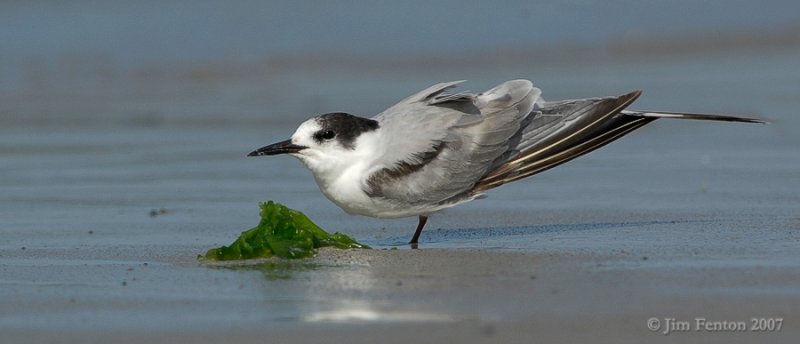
[313,161,380,217]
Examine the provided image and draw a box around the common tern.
[248,80,763,245]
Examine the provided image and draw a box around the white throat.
[292,129,384,215]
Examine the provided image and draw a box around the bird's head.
[248,112,380,177]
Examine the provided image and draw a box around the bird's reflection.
[210,258,461,323]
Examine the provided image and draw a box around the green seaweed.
[203,201,369,260]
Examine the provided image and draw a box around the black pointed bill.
[247,139,307,157]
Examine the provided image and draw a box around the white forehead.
[291,118,322,143]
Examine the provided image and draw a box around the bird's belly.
[319,183,475,219]
[312,164,478,219]
[319,185,404,218]
[315,175,423,219]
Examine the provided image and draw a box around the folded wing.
[365,80,540,209]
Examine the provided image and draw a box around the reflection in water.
[303,299,459,323]
[207,258,464,324]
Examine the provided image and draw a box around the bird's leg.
[409,215,428,247]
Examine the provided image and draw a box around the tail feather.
[624,110,766,124]
[470,91,764,194]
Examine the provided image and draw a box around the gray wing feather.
[369,81,471,173]
[473,91,644,192]
[365,80,540,208]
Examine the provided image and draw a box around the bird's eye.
[319,130,336,140]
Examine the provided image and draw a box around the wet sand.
[2,246,798,343]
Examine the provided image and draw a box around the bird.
[248,80,764,245]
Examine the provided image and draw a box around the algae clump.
[203,201,369,260]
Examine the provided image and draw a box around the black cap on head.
[313,112,380,149]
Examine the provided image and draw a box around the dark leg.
[409,215,428,246]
